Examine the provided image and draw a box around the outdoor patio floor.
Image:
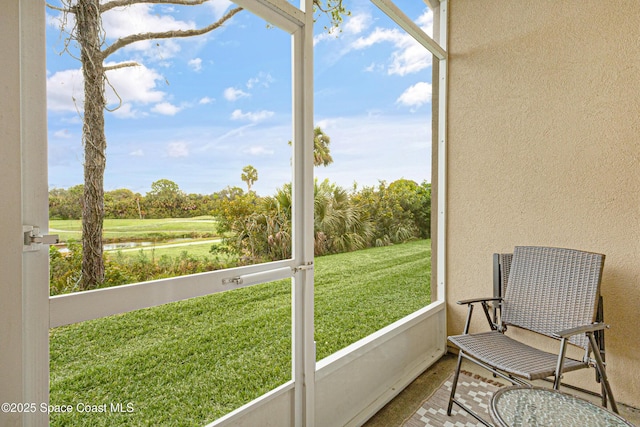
[363,352,640,427]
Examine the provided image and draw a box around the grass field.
[50,216,219,243]
[49,240,431,427]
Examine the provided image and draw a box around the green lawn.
[49,240,430,426]
[50,216,219,243]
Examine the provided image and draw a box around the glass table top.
[490,386,633,427]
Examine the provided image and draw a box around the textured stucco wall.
[446,1,640,406]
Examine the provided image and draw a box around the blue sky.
[46,0,433,196]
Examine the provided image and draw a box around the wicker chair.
[447,246,618,425]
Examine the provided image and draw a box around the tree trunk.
[77,0,106,290]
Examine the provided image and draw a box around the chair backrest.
[492,253,513,323]
[493,253,513,299]
[501,246,605,349]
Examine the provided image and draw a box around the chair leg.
[553,338,568,389]
[588,333,619,414]
[447,352,464,416]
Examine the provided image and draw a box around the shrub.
[213,178,429,262]
[49,241,83,295]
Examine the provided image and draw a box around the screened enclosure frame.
[2,0,448,425]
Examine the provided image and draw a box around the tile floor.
[364,353,640,427]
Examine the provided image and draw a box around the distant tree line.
[49,177,431,259]
[49,177,430,293]
[49,178,230,220]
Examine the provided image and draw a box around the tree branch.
[46,2,72,13]
[101,0,209,14]
[103,61,141,71]
[102,6,243,58]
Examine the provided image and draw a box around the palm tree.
[313,126,334,167]
[287,126,334,167]
[313,179,373,255]
[241,165,258,193]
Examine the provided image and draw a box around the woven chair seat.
[448,331,587,380]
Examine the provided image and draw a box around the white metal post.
[1,1,50,426]
[21,1,51,425]
[435,0,447,307]
[0,2,27,426]
[292,0,315,425]
[370,0,447,304]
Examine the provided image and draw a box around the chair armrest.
[457,297,503,333]
[457,297,502,305]
[553,322,609,338]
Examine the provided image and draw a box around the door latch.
[23,225,59,252]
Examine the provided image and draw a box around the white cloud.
[105,63,166,105]
[246,72,274,89]
[207,0,234,21]
[144,40,183,63]
[46,10,67,30]
[152,102,181,115]
[159,5,177,14]
[313,31,336,46]
[230,109,274,122]
[244,146,275,156]
[167,141,189,158]
[415,10,434,38]
[102,4,195,39]
[364,62,382,73]
[130,149,144,156]
[53,129,72,138]
[348,10,433,76]
[313,13,369,45]
[351,27,403,49]
[46,69,84,112]
[199,97,214,104]
[397,82,432,109]
[344,13,371,35]
[188,58,203,72]
[47,63,169,117]
[99,5,195,61]
[388,42,431,76]
[111,103,140,119]
[224,87,250,101]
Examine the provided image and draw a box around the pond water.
[103,241,153,251]
[54,238,214,254]
[55,241,154,253]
